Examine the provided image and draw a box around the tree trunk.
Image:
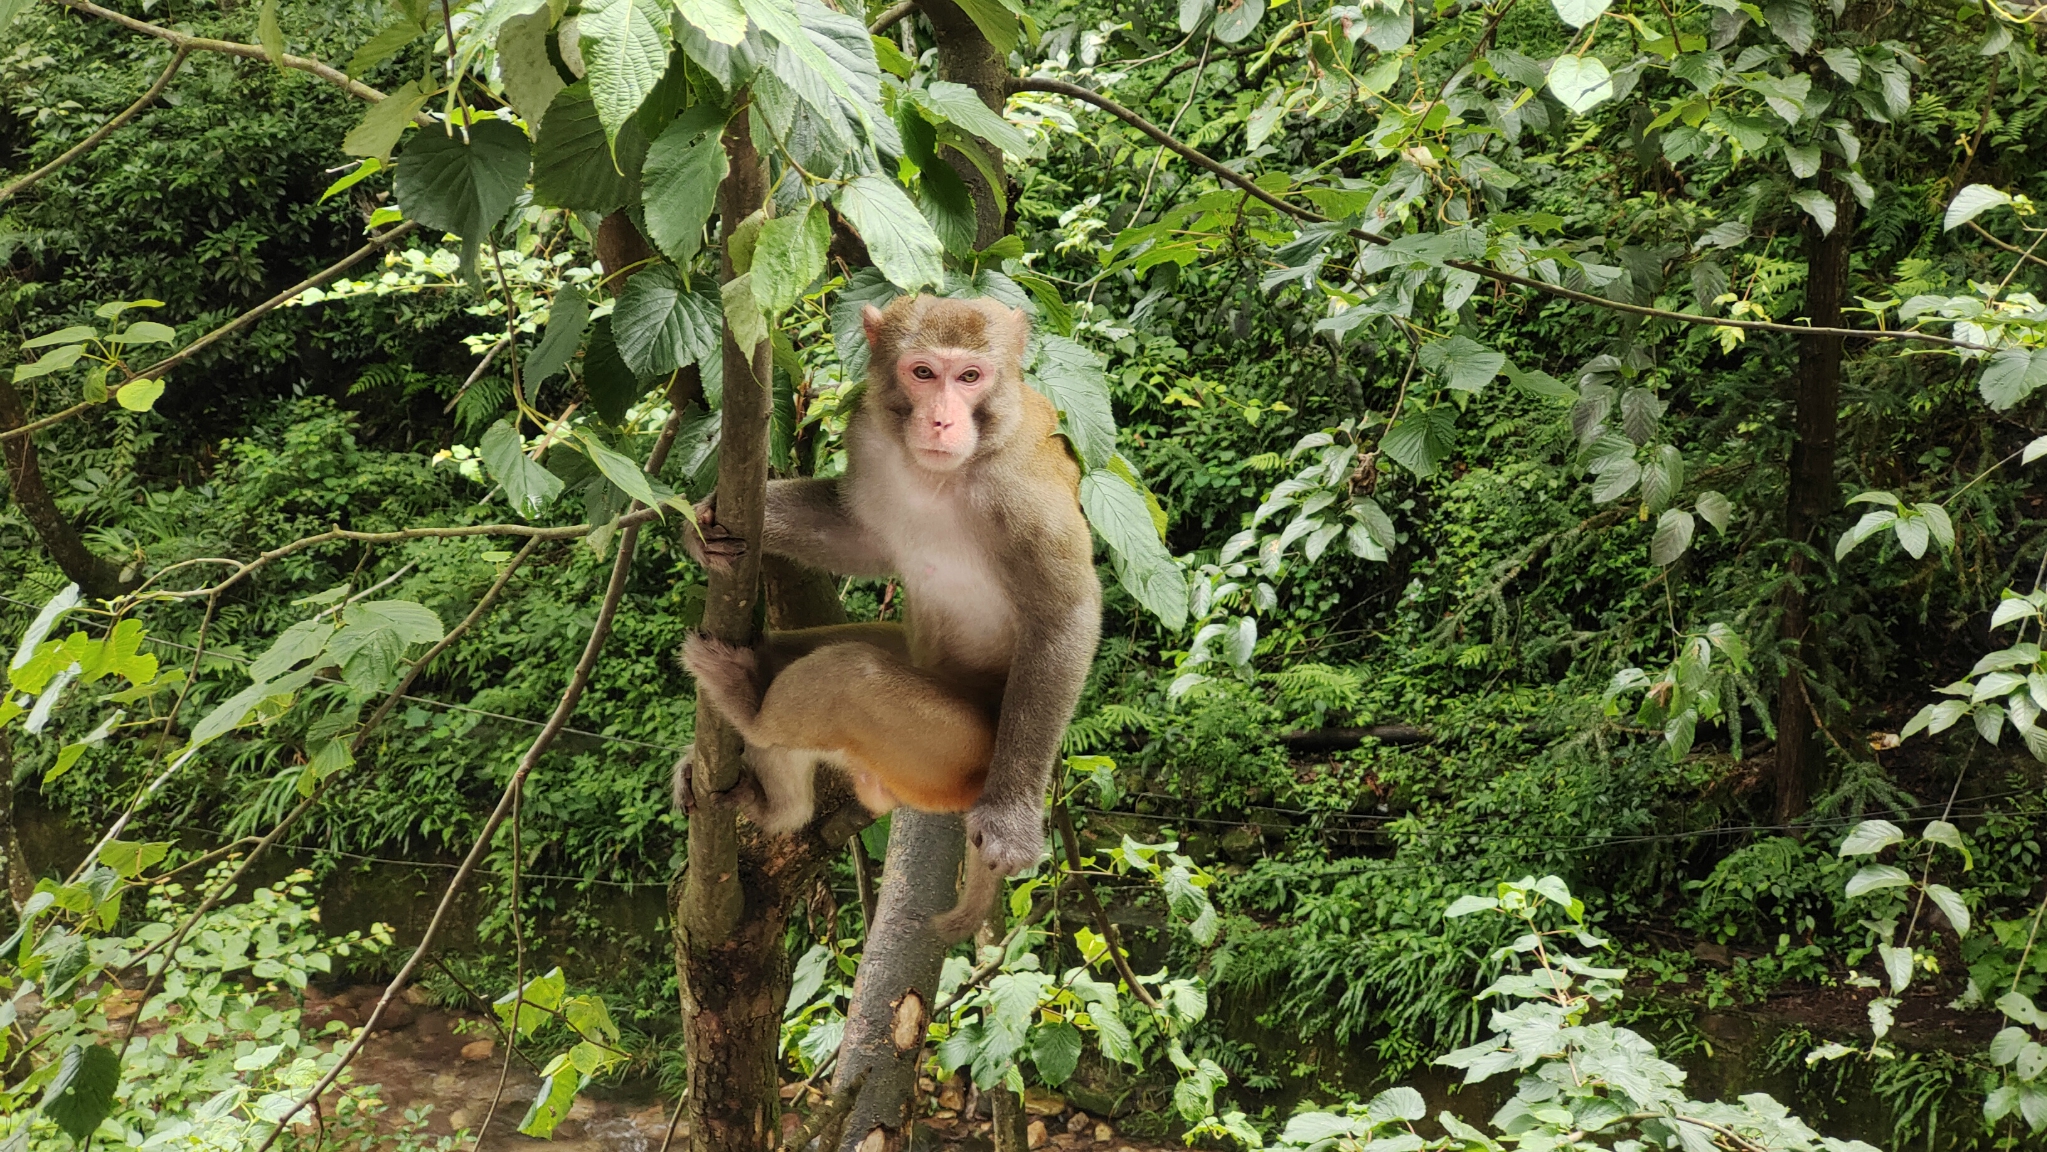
[1773,181,1858,827]
[0,379,130,599]
[833,809,967,1152]
[678,103,781,1152]
[920,0,1010,249]
[0,733,35,909]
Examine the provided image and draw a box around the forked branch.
[0,47,191,207]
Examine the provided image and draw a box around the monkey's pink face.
[894,348,992,471]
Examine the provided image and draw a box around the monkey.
[679,293,1102,940]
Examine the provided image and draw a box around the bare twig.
[1,221,423,443]
[869,0,916,34]
[429,957,545,1074]
[444,336,513,414]
[1051,802,1160,1011]
[1970,220,2047,271]
[784,1071,868,1150]
[932,876,1080,1016]
[57,0,390,104]
[1009,77,1992,352]
[0,47,191,206]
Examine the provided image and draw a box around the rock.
[1021,1088,1065,1117]
[460,1039,497,1062]
[918,1075,936,1092]
[938,1077,966,1111]
[1066,1112,1092,1136]
[448,1109,474,1132]
[370,998,415,1031]
[1094,1124,1113,1143]
[567,1096,596,1121]
[1219,826,1261,862]
[1691,941,1732,967]
[1026,1120,1049,1149]
[100,989,142,1020]
[402,985,434,1006]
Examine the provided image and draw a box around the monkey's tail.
[929,838,1003,944]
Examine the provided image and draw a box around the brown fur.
[680,294,1102,943]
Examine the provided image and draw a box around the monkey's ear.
[1004,306,1032,362]
[861,304,886,348]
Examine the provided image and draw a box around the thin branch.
[251,405,691,1152]
[784,1071,868,1150]
[57,0,389,104]
[869,0,916,34]
[0,47,190,206]
[444,336,512,414]
[429,958,546,1074]
[1051,802,1160,1012]
[932,876,1080,1016]
[1,221,423,443]
[133,506,655,603]
[1010,77,1992,352]
[1970,219,2047,271]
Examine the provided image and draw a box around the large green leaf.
[918,82,1031,158]
[578,0,673,140]
[830,267,900,377]
[532,83,647,213]
[1080,469,1188,629]
[641,107,731,262]
[1028,336,1116,470]
[946,0,1018,52]
[676,0,748,45]
[613,265,722,377]
[395,118,531,239]
[836,174,944,291]
[1546,54,1613,115]
[581,317,648,425]
[752,202,829,316]
[1418,335,1505,393]
[496,8,566,132]
[1211,0,1263,44]
[342,79,432,160]
[480,417,566,517]
[0,0,38,31]
[1029,1021,1084,1087]
[518,1072,589,1138]
[1380,406,1458,477]
[525,286,590,389]
[42,1044,120,1141]
[1550,0,1609,27]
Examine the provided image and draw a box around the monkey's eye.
[958,368,981,384]
[911,364,936,380]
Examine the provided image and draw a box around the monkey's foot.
[680,632,762,721]
[682,495,747,572]
[673,744,765,818]
[965,801,1050,876]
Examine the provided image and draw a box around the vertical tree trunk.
[679,104,780,1152]
[1773,181,1858,826]
[0,380,129,599]
[920,0,1011,249]
[833,809,967,1152]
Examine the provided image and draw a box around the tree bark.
[833,809,967,1152]
[678,103,781,1152]
[919,0,1010,249]
[0,378,130,599]
[1772,180,1858,827]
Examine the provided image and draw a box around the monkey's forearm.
[761,478,893,577]
[981,605,1101,807]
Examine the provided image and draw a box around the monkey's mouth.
[914,446,967,468]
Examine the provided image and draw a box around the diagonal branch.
[1970,219,2047,270]
[1010,77,1991,352]
[1052,802,1160,1011]
[869,0,916,33]
[1,220,422,443]
[56,0,389,104]
[0,46,191,207]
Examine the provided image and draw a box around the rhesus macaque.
[680,293,1101,939]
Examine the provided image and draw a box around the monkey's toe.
[681,632,756,680]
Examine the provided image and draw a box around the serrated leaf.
[1650,508,1695,566]
[1979,349,2039,411]
[395,118,531,241]
[42,1044,120,1141]
[837,174,944,291]
[579,0,672,140]
[1790,189,1837,236]
[642,106,731,262]
[677,0,748,44]
[525,287,590,391]
[1030,336,1116,470]
[752,202,829,316]
[613,265,722,377]
[581,433,663,509]
[1080,469,1187,629]
[920,81,1033,159]
[1695,490,1731,533]
[479,418,565,517]
[1381,406,1457,478]
[1029,1021,1084,1087]
[496,8,565,132]
[532,84,646,213]
[343,79,433,160]
[1418,335,1505,393]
